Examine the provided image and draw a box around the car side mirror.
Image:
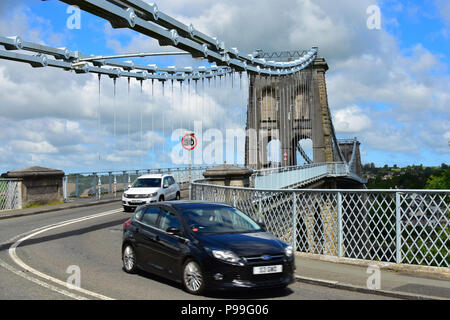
[163,183,169,189]
[128,184,132,189]
[258,222,267,231]
[166,227,180,235]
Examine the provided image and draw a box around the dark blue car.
[122,201,295,295]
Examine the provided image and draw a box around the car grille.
[127,201,145,206]
[126,194,147,199]
[242,255,285,265]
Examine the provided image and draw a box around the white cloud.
[363,125,420,154]
[12,140,58,154]
[334,105,372,133]
[435,0,450,27]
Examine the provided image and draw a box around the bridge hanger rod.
[57,0,318,75]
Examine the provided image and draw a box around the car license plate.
[253,265,283,275]
[130,200,142,204]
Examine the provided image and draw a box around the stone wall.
[1,166,65,207]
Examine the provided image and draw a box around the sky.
[0,0,449,174]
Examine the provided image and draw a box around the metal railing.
[252,163,350,189]
[190,181,450,268]
[0,179,21,211]
[63,166,214,201]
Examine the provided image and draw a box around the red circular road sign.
[181,133,197,151]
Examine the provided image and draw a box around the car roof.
[152,201,232,211]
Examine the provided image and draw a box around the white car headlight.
[139,193,157,198]
[212,250,241,263]
[285,245,294,257]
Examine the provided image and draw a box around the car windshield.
[132,178,161,188]
[182,206,262,235]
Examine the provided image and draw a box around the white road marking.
[6,208,123,300]
[0,259,88,300]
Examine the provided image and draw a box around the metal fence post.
[258,192,262,221]
[75,174,79,198]
[337,191,343,257]
[108,172,112,194]
[292,192,297,251]
[396,192,402,264]
[17,180,22,209]
[97,175,102,199]
[63,176,68,202]
[113,174,117,198]
[92,173,97,198]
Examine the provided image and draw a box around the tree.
[425,170,450,190]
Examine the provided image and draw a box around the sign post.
[181,133,197,183]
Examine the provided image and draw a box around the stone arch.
[297,137,313,165]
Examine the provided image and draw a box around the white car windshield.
[132,178,161,188]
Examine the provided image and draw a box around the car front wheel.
[122,245,138,274]
[182,260,205,295]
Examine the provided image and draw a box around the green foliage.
[24,202,64,209]
[363,163,450,190]
[425,170,450,190]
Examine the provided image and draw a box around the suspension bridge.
[0,0,366,193]
[0,0,448,273]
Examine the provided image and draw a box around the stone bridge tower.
[245,57,335,169]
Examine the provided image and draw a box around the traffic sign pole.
[182,133,197,184]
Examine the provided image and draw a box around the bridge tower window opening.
[267,136,282,169]
[297,138,314,165]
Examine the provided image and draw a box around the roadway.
[0,202,395,300]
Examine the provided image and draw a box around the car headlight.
[211,250,241,264]
[138,193,157,198]
[285,245,294,257]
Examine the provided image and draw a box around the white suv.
[122,174,181,212]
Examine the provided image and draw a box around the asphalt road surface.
[0,203,395,300]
